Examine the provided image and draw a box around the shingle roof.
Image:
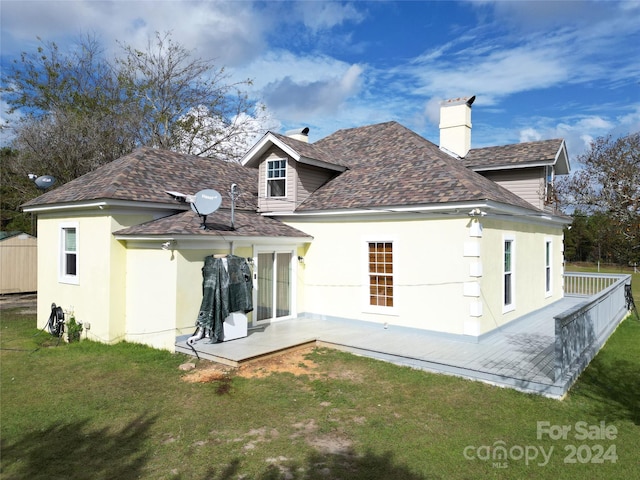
[463,139,564,170]
[296,121,540,212]
[115,209,311,238]
[269,132,348,168]
[22,147,258,209]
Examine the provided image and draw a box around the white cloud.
[293,1,365,32]
[262,64,364,122]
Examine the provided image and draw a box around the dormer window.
[544,165,555,204]
[267,159,287,197]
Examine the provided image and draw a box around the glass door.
[256,251,292,322]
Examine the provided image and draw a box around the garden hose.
[47,303,65,337]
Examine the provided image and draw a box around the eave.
[21,198,187,214]
[269,200,572,226]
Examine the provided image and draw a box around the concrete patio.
[176,296,593,398]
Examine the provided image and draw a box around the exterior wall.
[285,216,475,335]
[477,218,565,334]
[0,234,37,294]
[257,147,296,213]
[481,168,546,210]
[256,147,335,213]
[296,163,334,206]
[285,214,566,338]
[123,244,255,351]
[35,211,156,343]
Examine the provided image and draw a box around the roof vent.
[439,96,475,158]
[285,127,310,143]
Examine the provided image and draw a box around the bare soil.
[182,345,320,383]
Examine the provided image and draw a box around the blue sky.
[1,0,639,164]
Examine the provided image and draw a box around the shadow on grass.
[574,356,640,425]
[194,449,432,480]
[0,413,157,480]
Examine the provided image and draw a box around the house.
[0,232,37,294]
[22,97,571,352]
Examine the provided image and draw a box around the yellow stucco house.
[22,97,571,352]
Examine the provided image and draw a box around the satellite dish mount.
[190,189,222,230]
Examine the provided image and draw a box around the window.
[545,240,552,295]
[368,242,394,308]
[544,166,555,204]
[267,159,286,197]
[60,224,79,284]
[503,238,514,311]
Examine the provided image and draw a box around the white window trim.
[545,238,553,297]
[59,222,79,285]
[265,158,287,199]
[362,237,398,316]
[502,235,515,313]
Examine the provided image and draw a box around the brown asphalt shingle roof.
[115,209,311,238]
[25,121,562,238]
[297,121,540,212]
[269,132,348,168]
[22,147,258,210]
[462,139,564,170]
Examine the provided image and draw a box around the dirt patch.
[182,345,320,383]
[0,293,37,314]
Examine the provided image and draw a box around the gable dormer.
[241,129,346,214]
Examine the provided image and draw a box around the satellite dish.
[191,189,222,215]
[190,189,221,230]
[33,175,57,190]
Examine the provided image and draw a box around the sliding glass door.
[256,251,292,322]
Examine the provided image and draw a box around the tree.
[1,31,271,227]
[2,34,136,186]
[557,133,640,264]
[114,31,263,160]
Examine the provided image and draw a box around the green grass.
[1,271,639,479]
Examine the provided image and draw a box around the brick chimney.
[285,127,310,143]
[439,96,475,158]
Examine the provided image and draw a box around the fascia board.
[298,156,347,172]
[554,140,570,175]
[272,200,571,226]
[116,235,312,248]
[469,161,552,172]
[241,133,300,167]
[241,133,345,172]
[22,199,187,214]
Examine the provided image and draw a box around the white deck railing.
[555,272,631,383]
[563,272,622,297]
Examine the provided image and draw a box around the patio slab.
[176,296,587,398]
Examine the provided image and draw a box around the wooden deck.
[176,297,590,398]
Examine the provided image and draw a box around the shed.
[0,232,37,294]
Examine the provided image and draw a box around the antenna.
[230,184,238,230]
[190,189,222,230]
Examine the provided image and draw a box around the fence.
[554,272,631,383]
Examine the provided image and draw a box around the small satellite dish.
[190,189,222,230]
[34,175,56,190]
[191,189,222,216]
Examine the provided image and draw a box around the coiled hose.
[47,303,65,337]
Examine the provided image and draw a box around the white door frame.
[252,245,297,326]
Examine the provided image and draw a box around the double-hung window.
[368,241,394,309]
[60,223,79,284]
[267,159,287,197]
[503,237,515,312]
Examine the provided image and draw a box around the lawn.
[1,277,639,479]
